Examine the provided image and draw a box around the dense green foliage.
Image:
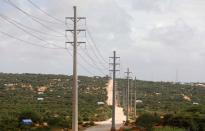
[136,113,161,131]
[117,79,205,113]
[0,73,111,130]
[153,126,185,131]
[162,105,205,131]
[117,79,205,130]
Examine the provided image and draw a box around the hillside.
[0,73,111,130]
[117,79,205,131]
[117,79,205,113]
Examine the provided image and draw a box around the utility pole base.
[111,127,116,131]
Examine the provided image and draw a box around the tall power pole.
[130,79,133,114]
[175,68,178,83]
[65,6,86,131]
[134,77,137,118]
[109,51,120,131]
[123,86,126,110]
[125,68,132,123]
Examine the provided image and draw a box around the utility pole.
[123,86,126,110]
[125,68,132,123]
[130,79,133,114]
[65,6,86,131]
[109,51,120,131]
[134,77,137,118]
[175,68,178,83]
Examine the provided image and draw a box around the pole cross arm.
[109,57,120,59]
[66,29,86,32]
[109,63,120,65]
[66,42,86,44]
[66,17,86,19]
[109,70,120,72]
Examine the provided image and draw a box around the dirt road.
[84,80,126,131]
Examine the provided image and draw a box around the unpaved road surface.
[84,80,126,131]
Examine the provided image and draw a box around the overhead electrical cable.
[0,30,63,49]
[66,49,97,76]
[86,37,108,68]
[4,0,64,35]
[0,14,64,37]
[27,0,64,24]
[78,52,107,76]
[80,46,108,70]
[86,27,108,64]
[6,0,62,25]
[0,15,64,49]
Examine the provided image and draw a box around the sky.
[0,0,205,82]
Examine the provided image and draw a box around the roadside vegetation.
[0,73,111,130]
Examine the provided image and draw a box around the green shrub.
[0,117,19,131]
[154,126,185,131]
[136,113,161,131]
[163,113,205,131]
[18,110,41,123]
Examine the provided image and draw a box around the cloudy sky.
[0,0,205,82]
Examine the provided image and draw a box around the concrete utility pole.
[123,87,126,110]
[134,77,137,118]
[130,79,133,114]
[109,51,120,131]
[125,68,132,123]
[65,6,86,131]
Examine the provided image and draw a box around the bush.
[18,110,41,123]
[154,126,185,131]
[0,117,19,131]
[162,113,205,131]
[136,113,161,131]
[47,116,70,128]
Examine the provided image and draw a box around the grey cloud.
[130,0,174,13]
[147,20,194,46]
[1,0,205,82]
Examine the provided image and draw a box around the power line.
[6,0,62,25]
[86,37,108,67]
[0,30,63,50]
[4,0,64,35]
[86,27,108,64]
[66,49,96,76]
[80,46,108,70]
[78,51,107,76]
[0,14,64,49]
[0,14,64,37]
[27,0,64,24]
[0,30,98,76]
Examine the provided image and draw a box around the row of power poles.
[66,6,137,131]
[123,69,137,123]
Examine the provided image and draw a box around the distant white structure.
[196,83,205,87]
[193,102,199,105]
[97,102,105,105]
[4,83,15,87]
[136,100,143,103]
[37,98,44,101]
[182,94,191,101]
[37,86,47,92]
[155,92,161,95]
[38,92,44,95]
